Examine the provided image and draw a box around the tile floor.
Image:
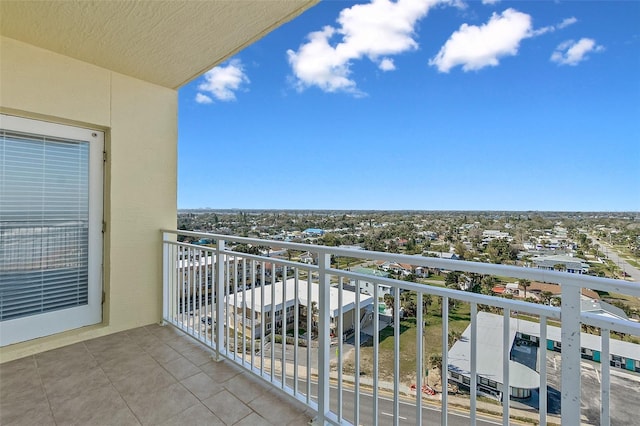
[0,324,314,425]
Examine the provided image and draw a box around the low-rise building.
[448,312,640,402]
[532,254,589,274]
[350,267,392,299]
[226,278,373,339]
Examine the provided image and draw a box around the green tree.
[520,279,531,298]
[539,292,557,306]
[445,271,461,288]
[448,330,462,347]
[429,353,443,371]
[383,293,395,319]
[454,242,468,260]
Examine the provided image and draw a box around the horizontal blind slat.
[0,130,90,321]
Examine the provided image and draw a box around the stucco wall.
[0,36,177,361]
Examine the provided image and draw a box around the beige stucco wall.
[0,36,177,362]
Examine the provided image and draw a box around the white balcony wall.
[0,36,177,361]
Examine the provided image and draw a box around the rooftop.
[448,312,540,390]
[227,278,374,318]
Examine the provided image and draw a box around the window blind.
[0,130,90,321]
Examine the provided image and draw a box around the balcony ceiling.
[0,0,318,89]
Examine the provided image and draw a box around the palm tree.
[540,291,554,305]
[429,353,442,371]
[520,279,531,298]
[383,293,395,319]
[553,263,565,272]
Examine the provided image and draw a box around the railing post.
[317,252,331,425]
[215,239,226,361]
[162,232,170,324]
[561,284,581,422]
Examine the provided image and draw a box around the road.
[303,378,503,426]
[588,234,640,282]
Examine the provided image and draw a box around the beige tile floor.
[0,324,313,425]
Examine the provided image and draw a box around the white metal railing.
[162,230,640,426]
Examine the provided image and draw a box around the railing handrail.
[162,229,639,296]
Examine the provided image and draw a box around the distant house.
[303,228,324,236]
[350,267,392,299]
[414,266,429,278]
[299,251,317,265]
[482,230,510,240]
[505,282,520,295]
[423,251,459,260]
[512,281,599,302]
[532,254,589,274]
[581,298,628,320]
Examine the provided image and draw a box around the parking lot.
[545,351,639,425]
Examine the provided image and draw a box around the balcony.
[3,229,639,425]
[156,230,640,425]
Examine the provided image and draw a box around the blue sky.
[178,0,639,212]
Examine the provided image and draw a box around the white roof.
[448,312,540,389]
[449,312,640,387]
[227,278,373,318]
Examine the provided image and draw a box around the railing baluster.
[317,253,331,424]
[306,265,312,405]
[354,279,361,426]
[560,284,581,423]
[191,247,196,334]
[260,260,265,377]
[162,233,170,322]
[198,248,203,341]
[393,286,400,426]
[601,328,611,426]
[270,260,276,382]
[338,276,344,422]
[416,292,423,426]
[503,308,510,425]
[204,249,210,343]
[539,316,547,426]
[215,239,225,360]
[441,296,448,426]
[294,268,299,396]
[281,265,287,388]
[251,259,256,369]
[179,245,184,327]
[470,302,477,424]
[233,255,238,361]
[225,253,230,357]
[373,281,379,426]
[242,258,247,360]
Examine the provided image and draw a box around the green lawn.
[347,299,471,383]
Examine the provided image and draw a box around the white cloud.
[197,59,249,102]
[558,17,577,29]
[551,38,604,66]
[482,0,500,5]
[531,16,577,36]
[379,58,396,71]
[195,93,213,104]
[429,8,532,72]
[287,0,456,95]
